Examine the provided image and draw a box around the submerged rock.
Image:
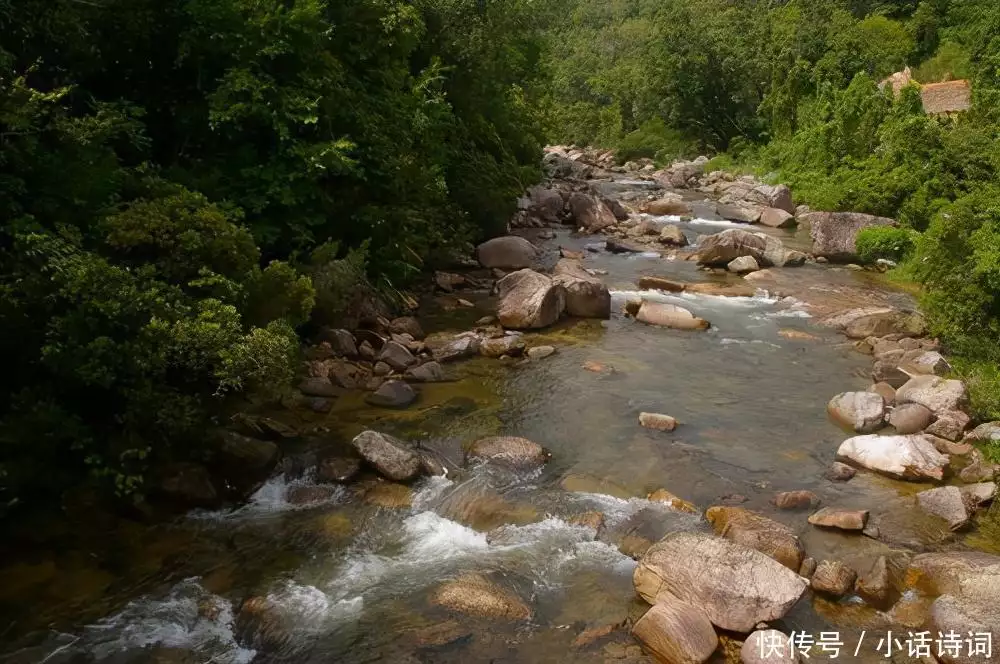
[827,391,886,433]
[857,556,893,610]
[631,596,718,664]
[352,430,422,481]
[648,489,698,513]
[365,379,417,408]
[836,434,949,481]
[771,490,820,510]
[705,506,805,571]
[430,573,531,620]
[636,301,710,330]
[495,269,565,330]
[824,462,856,482]
[639,412,678,432]
[467,436,549,469]
[916,486,972,530]
[808,507,868,531]
[633,532,808,632]
[811,560,858,598]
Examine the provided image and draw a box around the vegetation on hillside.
[545,0,1000,424]
[0,0,551,515]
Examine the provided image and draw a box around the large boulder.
[631,596,718,664]
[378,340,418,371]
[430,573,531,620]
[568,192,617,232]
[905,551,1000,595]
[495,269,565,330]
[889,403,934,434]
[746,184,794,214]
[696,229,793,268]
[526,186,564,223]
[426,331,482,363]
[705,506,805,571]
[476,236,539,270]
[157,462,219,508]
[467,436,549,470]
[759,207,796,229]
[553,259,611,319]
[896,376,968,415]
[214,432,280,480]
[916,486,973,530]
[827,391,886,433]
[843,310,927,339]
[644,198,692,216]
[716,203,762,224]
[836,434,949,481]
[352,430,422,481]
[633,532,808,633]
[804,211,895,262]
[636,301,710,331]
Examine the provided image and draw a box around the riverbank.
[3,148,999,664]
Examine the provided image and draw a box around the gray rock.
[317,457,361,483]
[495,269,565,330]
[889,403,934,434]
[365,380,417,409]
[479,335,526,358]
[927,410,971,441]
[568,192,617,232]
[716,203,762,224]
[966,421,1000,444]
[804,211,895,262]
[633,532,808,632]
[824,462,856,482]
[298,376,341,398]
[896,375,968,415]
[631,596,718,664]
[389,316,424,340]
[476,236,539,269]
[378,340,418,372]
[827,391,886,433]
[405,361,446,383]
[759,207,796,228]
[659,224,688,246]
[467,436,549,470]
[317,328,358,357]
[352,430,422,481]
[917,486,971,530]
[728,255,760,274]
[526,345,556,360]
[552,259,611,319]
[837,434,949,481]
[373,361,392,376]
[426,331,481,363]
[696,229,789,267]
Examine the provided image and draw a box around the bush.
[614,118,694,163]
[856,227,918,263]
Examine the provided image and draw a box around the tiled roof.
[919,80,972,115]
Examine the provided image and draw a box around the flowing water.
[0,181,980,663]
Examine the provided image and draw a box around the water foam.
[79,578,254,663]
[188,474,347,521]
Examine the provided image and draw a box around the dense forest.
[3,0,1000,518]
[546,0,1000,420]
[0,0,552,516]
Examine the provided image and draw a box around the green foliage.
[615,118,695,163]
[0,0,553,514]
[856,227,918,263]
[913,41,972,82]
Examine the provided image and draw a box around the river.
[2,175,994,664]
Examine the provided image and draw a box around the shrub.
[856,227,918,263]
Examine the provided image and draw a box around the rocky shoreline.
[116,146,1000,663]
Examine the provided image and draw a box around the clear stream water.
[0,184,987,663]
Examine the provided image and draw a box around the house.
[880,68,972,116]
[919,80,972,115]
